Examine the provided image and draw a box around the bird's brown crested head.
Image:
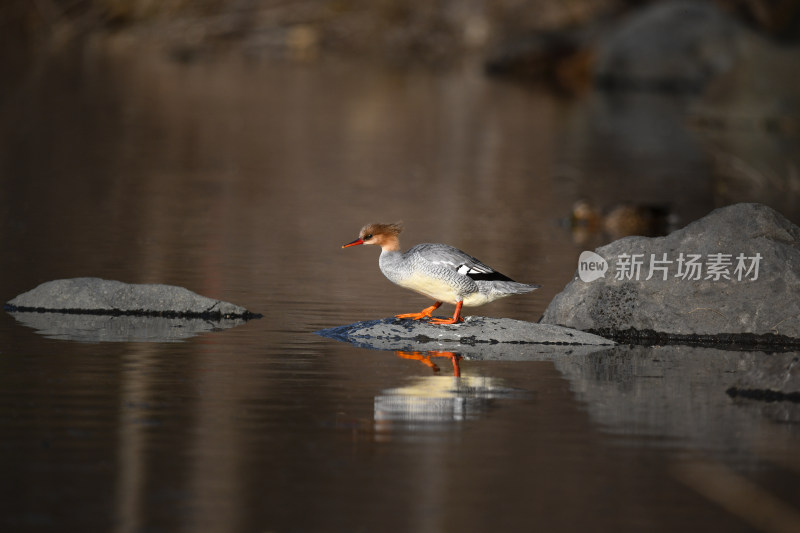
[359,222,403,240]
[342,222,403,251]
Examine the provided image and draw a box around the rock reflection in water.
[7,311,248,342]
[552,344,800,456]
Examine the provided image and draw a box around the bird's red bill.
[342,238,364,248]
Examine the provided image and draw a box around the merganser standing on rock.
[342,222,540,324]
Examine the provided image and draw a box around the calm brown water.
[1,45,799,532]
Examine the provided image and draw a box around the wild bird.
[342,223,540,324]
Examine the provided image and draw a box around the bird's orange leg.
[429,301,464,325]
[396,301,442,320]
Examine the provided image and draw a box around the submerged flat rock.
[5,277,261,319]
[727,354,800,405]
[316,316,615,360]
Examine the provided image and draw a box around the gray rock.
[316,316,615,360]
[541,203,800,343]
[5,277,260,319]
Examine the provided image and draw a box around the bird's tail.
[478,280,540,296]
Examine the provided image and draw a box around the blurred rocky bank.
[4,1,800,77]
[3,1,799,223]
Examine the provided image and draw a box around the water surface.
[1,46,799,532]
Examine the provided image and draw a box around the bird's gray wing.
[407,243,515,282]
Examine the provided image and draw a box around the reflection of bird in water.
[343,222,540,324]
[569,200,677,245]
[374,372,526,428]
[395,350,461,377]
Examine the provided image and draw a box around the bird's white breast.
[395,272,461,305]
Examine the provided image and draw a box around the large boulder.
[541,203,800,344]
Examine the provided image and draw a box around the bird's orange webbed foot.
[428,316,465,325]
[395,302,442,320]
[428,301,464,325]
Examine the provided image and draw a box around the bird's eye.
[364,234,373,240]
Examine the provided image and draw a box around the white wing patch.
[456,263,493,276]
